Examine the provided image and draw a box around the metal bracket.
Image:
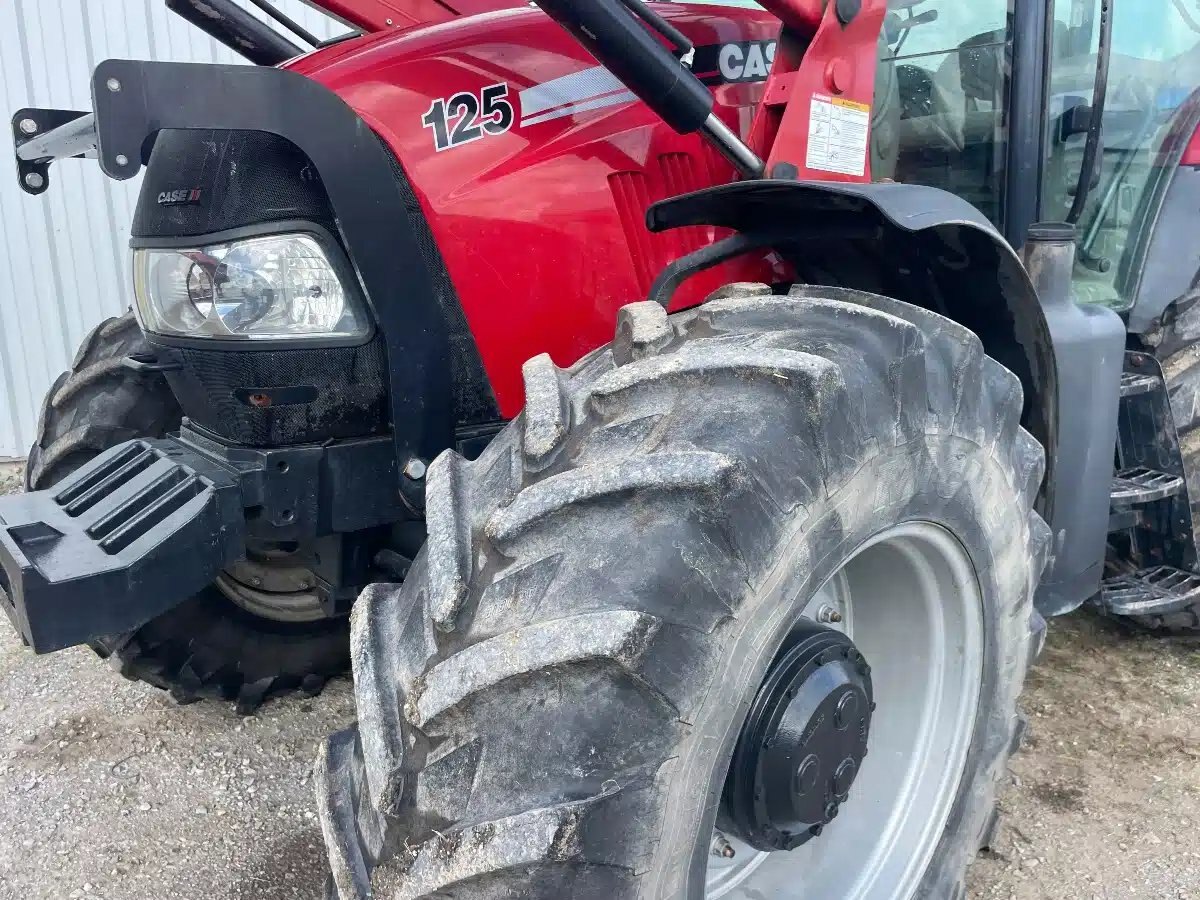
[11,108,95,195]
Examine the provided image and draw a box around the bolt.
[18,118,38,135]
[114,154,129,167]
[251,576,263,587]
[403,458,427,480]
[836,0,862,24]
[810,824,824,837]
[23,172,44,190]
[825,57,852,95]
[385,17,394,24]
[817,604,843,624]
[710,833,736,859]
[106,77,122,92]
[824,801,840,822]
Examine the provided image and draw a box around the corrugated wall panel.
[0,0,347,458]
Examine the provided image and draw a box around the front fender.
[650,180,1123,617]
[649,180,1057,470]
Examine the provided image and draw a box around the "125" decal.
[422,83,515,152]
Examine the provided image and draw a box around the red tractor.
[5,0,1200,895]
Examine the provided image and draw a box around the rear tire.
[1141,295,1200,631]
[28,311,349,711]
[317,286,1049,899]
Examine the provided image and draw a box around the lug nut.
[18,118,38,135]
[817,605,843,624]
[711,833,736,859]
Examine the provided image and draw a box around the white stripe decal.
[519,65,626,117]
[521,90,638,126]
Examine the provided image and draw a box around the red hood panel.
[289,4,782,415]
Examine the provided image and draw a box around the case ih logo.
[716,41,777,83]
[157,188,202,206]
[690,41,778,87]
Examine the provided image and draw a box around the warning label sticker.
[806,94,870,176]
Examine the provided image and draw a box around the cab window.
[879,1,1013,225]
[1043,0,1200,309]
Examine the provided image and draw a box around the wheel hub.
[216,546,326,623]
[721,622,873,852]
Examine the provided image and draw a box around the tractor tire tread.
[319,286,1047,899]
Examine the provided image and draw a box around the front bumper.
[0,427,406,653]
[0,440,243,652]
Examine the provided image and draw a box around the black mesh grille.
[158,336,389,446]
[133,130,336,238]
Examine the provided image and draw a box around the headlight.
[132,233,370,340]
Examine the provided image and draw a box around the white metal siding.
[0,0,347,458]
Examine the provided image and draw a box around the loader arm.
[536,0,889,182]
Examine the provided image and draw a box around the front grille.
[157,335,389,447]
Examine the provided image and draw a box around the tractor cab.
[874,0,1200,319]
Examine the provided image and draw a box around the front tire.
[28,311,349,711]
[317,286,1049,899]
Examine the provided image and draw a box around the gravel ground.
[1,461,1198,899]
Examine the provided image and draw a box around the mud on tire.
[28,311,348,711]
[317,286,1050,899]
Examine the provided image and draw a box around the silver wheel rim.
[706,522,984,899]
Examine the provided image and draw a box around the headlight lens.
[132,233,369,340]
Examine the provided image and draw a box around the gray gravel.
[0,624,355,900]
[2,461,1199,898]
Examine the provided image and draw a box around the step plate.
[1111,466,1185,506]
[0,439,244,653]
[1119,371,1160,398]
[1101,566,1200,617]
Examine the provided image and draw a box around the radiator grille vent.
[609,152,733,294]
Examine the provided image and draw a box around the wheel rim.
[216,547,326,623]
[706,522,984,899]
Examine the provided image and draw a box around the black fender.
[649,180,1057,479]
[89,59,498,467]
[649,180,1123,616]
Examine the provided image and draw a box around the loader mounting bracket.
[11,108,94,196]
